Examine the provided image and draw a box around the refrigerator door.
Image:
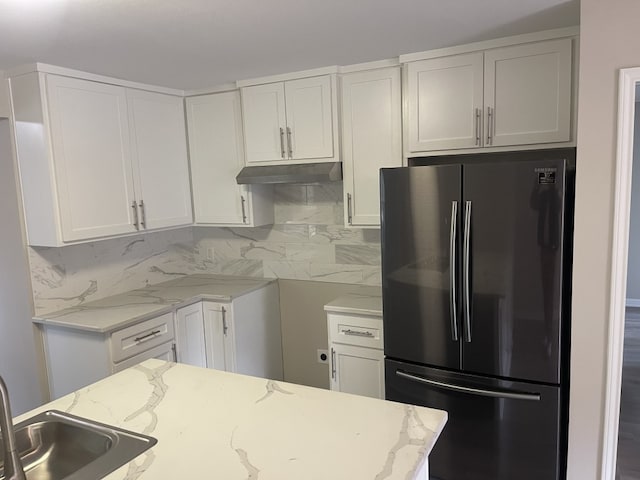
[462,159,567,384]
[385,359,561,480]
[381,165,462,370]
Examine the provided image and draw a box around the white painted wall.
[568,1,640,478]
[0,71,9,118]
[0,118,45,414]
[626,102,640,302]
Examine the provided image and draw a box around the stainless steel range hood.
[236,162,342,185]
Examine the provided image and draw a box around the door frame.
[602,67,640,480]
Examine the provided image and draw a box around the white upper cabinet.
[483,38,572,147]
[127,89,192,230]
[407,53,484,152]
[45,75,138,242]
[241,74,338,165]
[341,67,403,227]
[241,82,287,163]
[406,37,573,153]
[10,69,192,246]
[283,75,334,160]
[186,91,273,227]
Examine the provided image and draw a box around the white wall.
[626,102,640,302]
[0,72,9,118]
[568,1,640,478]
[0,118,45,414]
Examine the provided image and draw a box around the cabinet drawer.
[110,312,175,363]
[112,341,176,373]
[328,313,383,349]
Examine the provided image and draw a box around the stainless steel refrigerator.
[381,149,574,480]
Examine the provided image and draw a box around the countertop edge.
[32,276,277,334]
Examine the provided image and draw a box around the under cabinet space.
[185,90,273,227]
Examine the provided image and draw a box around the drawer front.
[328,313,383,349]
[110,312,175,363]
[112,341,176,373]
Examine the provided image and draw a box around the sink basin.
[0,410,157,480]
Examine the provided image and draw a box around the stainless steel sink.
[0,410,157,480]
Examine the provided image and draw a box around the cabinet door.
[341,67,402,227]
[175,303,206,368]
[407,52,484,152]
[203,302,236,372]
[127,89,193,230]
[330,344,385,399]
[46,75,138,241]
[284,75,334,160]
[242,83,287,163]
[186,91,250,225]
[484,38,572,147]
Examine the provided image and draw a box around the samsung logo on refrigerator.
[535,167,557,184]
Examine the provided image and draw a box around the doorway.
[603,68,640,480]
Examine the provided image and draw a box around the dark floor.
[616,307,640,480]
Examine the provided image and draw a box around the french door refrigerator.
[381,149,574,480]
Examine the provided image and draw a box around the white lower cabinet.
[174,283,283,379]
[41,311,177,400]
[330,344,385,399]
[327,311,385,399]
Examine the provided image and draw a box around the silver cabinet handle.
[475,108,481,146]
[463,200,472,343]
[449,201,459,342]
[138,200,146,229]
[396,370,541,401]
[279,127,285,158]
[486,106,493,145]
[134,329,161,343]
[286,126,293,158]
[347,193,353,225]
[341,329,374,337]
[222,306,228,336]
[240,195,247,223]
[171,343,177,362]
[331,347,336,379]
[131,201,139,230]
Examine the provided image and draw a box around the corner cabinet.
[327,311,385,399]
[10,71,192,246]
[240,74,339,165]
[341,67,403,227]
[185,91,273,227]
[406,37,573,153]
[174,282,283,379]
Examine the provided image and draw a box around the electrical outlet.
[206,247,215,261]
[317,349,329,364]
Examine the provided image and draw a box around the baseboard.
[626,298,640,308]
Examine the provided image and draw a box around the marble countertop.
[16,360,447,480]
[33,274,276,333]
[324,292,383,316]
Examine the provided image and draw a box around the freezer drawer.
[385,359,562,480]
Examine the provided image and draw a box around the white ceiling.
[0,0,579,89]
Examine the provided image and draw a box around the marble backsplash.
[28,184,382,316]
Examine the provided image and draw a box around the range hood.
[236,162,342,185]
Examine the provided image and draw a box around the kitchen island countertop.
[16,360,447,480]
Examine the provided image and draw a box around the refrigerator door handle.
[449,201,459,341]
[463,200,472,342]
[395,370,541,401]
